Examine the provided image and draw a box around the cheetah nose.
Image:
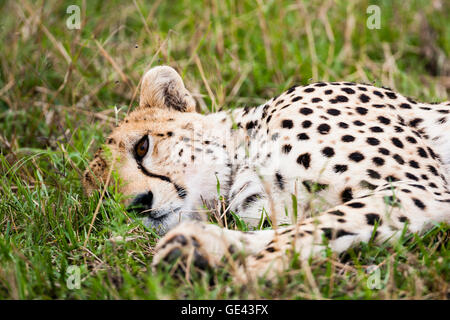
[127,191,154,214]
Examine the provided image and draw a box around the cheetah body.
[84,66,450,280]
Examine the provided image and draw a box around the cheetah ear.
[139,66,196,112]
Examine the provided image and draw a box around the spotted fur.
[84,66,450,281]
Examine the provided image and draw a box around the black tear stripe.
[138,163,187,199]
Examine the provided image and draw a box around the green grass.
[0,0,449,299]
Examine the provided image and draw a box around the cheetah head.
[83,66,201,235]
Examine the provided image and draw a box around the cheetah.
[83,66,450,281]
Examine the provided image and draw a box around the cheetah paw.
[152,222,225,274]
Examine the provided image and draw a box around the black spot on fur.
[342,135,355,142]
[329,210,345,216]
[427,147,439,160]
[399,216,409,223]
[302,120,312,128]
[275,172,285,191]
[399,103,411,109]
[246,121,256,130]
[409,118,423,128]
[366,137,380,145]
[330,95,349,103]
[427,165,439,176]
[372,157,385,166]
[349,152,365,162]
[366,213,382,226]
[341,188,353,202]
[391,138,404,148]
[370,126,384,133]
[377,116,390,125]
[360,180,378,190]
[255,253,265,260]
[297,153,311,169]
[367,169,381,179]
[412,198,426,210]
[417,147,428,158]
[317,123,331,134]
[407,97,417,104]
[410,184,426,190]
[436,117,447,124]
[327,108,341,116]
[385,92,397,99]
[334,164,348,173]
[405,172,419,181]
[373,90,384,98]
[341,87,355,94]
[356,107,369,115]
[406,136,417,144]
[242,193,262,210]
[282,144,292,154]
[347,202,365,208]
[299,107,313,115]
[393,154,405,165]
[297,133,309,140]
[322,228,356,240]
[282,119,294,129]
[322,147,335,157]
[359,94,370,103]
[286,85,298,94]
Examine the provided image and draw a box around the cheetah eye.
[134,135,149,160]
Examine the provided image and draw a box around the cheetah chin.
[84,65,450,280]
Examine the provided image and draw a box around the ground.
[0,0,449,299]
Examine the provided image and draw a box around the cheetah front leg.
[153,182,450,281]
